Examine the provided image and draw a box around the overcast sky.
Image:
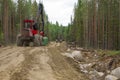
[36,0,78,26]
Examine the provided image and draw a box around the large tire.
[34,34,42,46]
[23,41,29,46]
[29,42,34,47]
[16,34,23,46]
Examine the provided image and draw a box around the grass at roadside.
[107,50,120,55]
[98,49,120,56]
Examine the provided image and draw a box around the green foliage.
[108,51,120,55]
[0,0,2,41]
[68,0,120,50]
[32,0,38,19]
[0,0,69,44]
[98,50,120,56]
[47,22,68,41]
[68,0,86,46]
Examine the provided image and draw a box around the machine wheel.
[16,36,23,46]
[34,34,42,46]
[29,42,34,47]
[23,41,29,46]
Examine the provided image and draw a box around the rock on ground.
[111,67,120,79]
[71,51,84,61]
[105,75,118,80]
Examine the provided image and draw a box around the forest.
[0,0,120,50]
[0,0,68,44]
[68,0,120,50]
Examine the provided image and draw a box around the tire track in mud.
[0,46,13,52]
[9,47,57,80]
[27,48,57,80]
[9,47,38,80]
[0,47,24,60]
[0,42,89,80]
[47,44,89,80]
[0,47,26,71]
[0,47,30,80]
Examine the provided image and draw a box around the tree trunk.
[93,0,97,48]
[3,0,9,44]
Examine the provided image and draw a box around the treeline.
[68,0,120,50]
[0,0,68,45]
[0,0,40,44]
[2,0,119,50]
[46,22,68,41]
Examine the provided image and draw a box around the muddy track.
[0,43,88,80]
[10,47,35,80]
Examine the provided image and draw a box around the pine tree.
[3,0,9,44]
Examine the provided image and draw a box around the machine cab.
[24,20,34,29]
[22,20,34,37]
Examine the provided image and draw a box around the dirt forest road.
[0,42,88,80]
